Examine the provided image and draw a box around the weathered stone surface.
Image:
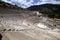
[0,9,60,40]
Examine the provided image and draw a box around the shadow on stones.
[0,33,2,40]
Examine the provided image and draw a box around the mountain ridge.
[27,4,60,18]
[0,1,25,10]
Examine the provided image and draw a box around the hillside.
[27,4,60,18]
[0,1,60,40]
[0,1,60,18]
[0,1,25,10]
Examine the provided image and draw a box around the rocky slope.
[0,8,60,40]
